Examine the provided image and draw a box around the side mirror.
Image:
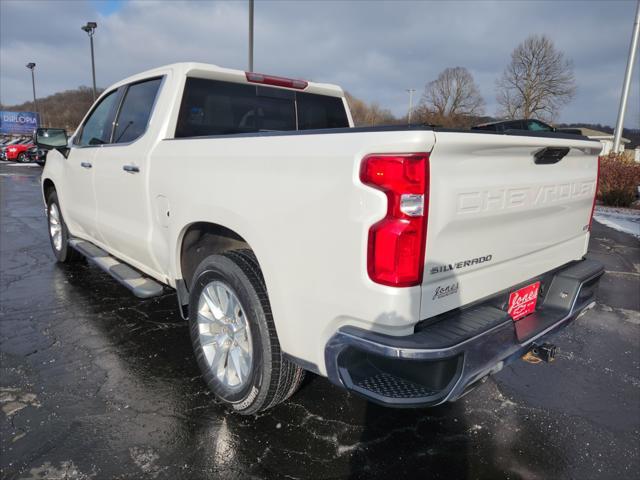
[34,128,69,157]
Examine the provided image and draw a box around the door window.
[113,78,162,144]
[76,90,119,146]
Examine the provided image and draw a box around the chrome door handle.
[80,162,92,169]
[123,164,140,173]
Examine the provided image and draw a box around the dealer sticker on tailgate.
[508,281,540,321]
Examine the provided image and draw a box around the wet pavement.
[1,161,639,480]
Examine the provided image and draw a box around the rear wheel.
[46,191,81,263]
[188,250,304,414]
[17,153,27,163]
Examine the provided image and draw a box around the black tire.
[17,153,27,163]
[46,190,81,263]
[188,249,304,414]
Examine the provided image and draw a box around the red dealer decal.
[508,281,540,321]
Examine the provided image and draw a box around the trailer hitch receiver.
[522,343,557,364]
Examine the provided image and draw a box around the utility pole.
[81,22,98,101]
[248,0,254,72]
[26,63,39,125]
[613,0,640,153]
[406,88,416,124]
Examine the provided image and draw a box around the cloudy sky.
[1,0,638,127]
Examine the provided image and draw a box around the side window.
[112,78,162,144]
[76,89,119,146]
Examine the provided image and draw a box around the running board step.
[69,239,164,299]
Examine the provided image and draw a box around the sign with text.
[508,281,540,321]
[0,111,40,135]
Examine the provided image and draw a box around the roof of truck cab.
[107,62,345,98]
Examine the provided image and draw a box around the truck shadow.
[345,270,473,479]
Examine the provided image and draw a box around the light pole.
[613,0,640,153]
[26,62,39,124]
[81,22,98,101]
[248,0,254,72]
[406,88,416,124]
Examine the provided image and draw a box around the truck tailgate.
[420,131,601,320]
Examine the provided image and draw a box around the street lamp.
[248,0,254,72]
[613,1,640,153]
[406,88,416,124]
[81,21,98,101]
[26,62,39,122]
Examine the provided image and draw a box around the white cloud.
[1,0,638,126]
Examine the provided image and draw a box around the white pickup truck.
[37,63,604,414]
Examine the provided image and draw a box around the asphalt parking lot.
[1,162,639,480]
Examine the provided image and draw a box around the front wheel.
[46,191,81,263]
[188,250,304,414]
[17,153,27,163]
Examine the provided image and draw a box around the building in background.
[571,127,631,155]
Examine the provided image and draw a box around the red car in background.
[1,140,34,162]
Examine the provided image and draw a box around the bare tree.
[418,67,484,127]
[497,34,576,121]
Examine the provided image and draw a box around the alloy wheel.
[48,203,62,251]
[197,281,253,390]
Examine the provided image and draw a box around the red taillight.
[360,153,430,287]
[588,155,601,231]
[245,71,308,90]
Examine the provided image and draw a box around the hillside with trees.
[1,86,103,131]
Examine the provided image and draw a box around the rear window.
[175,77,348,138]
[297,91,349,130]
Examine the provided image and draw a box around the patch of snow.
[18,461,96,480]
[0,387,41,416]
[129,446,165,478]
[594,207,640,239]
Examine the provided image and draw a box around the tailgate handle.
[534,147,570,165]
